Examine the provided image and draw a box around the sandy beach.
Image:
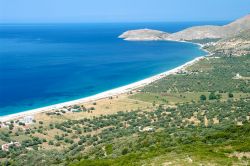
[0,52,206,122]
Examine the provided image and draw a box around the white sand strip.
[0,55,205,122]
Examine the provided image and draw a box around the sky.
[0,0,249,23]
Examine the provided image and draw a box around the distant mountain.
[168,14,250,40]
[119,14,250,41]
[118,29,169,41]
[167,25,222,41]
[205,29,250,56]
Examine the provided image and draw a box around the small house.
[1,142,21,151]
[20,116,34,124]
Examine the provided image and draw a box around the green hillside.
[204,29,250,56]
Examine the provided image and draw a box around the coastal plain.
[0,14,250,165]
[0,53,249,165]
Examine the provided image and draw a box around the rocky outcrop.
[118,29,169,41]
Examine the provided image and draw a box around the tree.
[48,140,54,145]
[200,95,207,101]
[9,124,14,130]
[228,93,234,98]
[209,92,217,100]
[122,148,128,155]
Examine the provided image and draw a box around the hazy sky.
[0,0,249,23]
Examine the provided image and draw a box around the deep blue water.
[0,22,227,116]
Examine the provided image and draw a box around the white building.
[1,142,21,151]
[139,126,154,132]
[20,116,34,124]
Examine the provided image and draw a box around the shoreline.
[0,43,208,122]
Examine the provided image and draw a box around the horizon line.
[0,20,231,24]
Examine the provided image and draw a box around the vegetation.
[188,38,221,44]
[204,29,250,57]
[0,55,249,165]
[140,55,250,94]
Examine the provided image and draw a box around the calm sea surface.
[0,22,226,116]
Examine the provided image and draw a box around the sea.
[0,22,227,116]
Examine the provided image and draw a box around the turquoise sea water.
[0,22,226,116]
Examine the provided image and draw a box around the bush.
[55,142,61,147]
[209,92,217,100]
[48,140,54,145]
[228,93,234,98]
[121,148,128,155]
[200,95,207,101]
[89,107,95,111]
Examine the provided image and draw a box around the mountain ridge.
[119,14,250,41]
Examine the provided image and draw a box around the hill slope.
[168,14,250,40]
[204,29,250,56]
[119,14,250,41]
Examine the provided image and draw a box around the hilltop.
[168,14,250,40]
[119,14,250,41]
[119,14,250,57]
[118,29,169,41]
